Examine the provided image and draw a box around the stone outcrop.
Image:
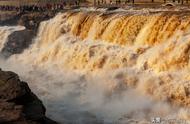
[0,12,55,28]
[2,29,35,57]
[0,68,57,124]
[0,12,55,58]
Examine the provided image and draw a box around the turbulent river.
[0,8,190,124]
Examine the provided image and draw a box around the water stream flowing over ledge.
[0,8,190,124]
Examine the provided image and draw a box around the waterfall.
[0,10,190,124]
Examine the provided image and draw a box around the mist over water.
[0,9,190,124]
[1,58,188,124]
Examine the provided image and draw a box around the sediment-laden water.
[0,8,190,124]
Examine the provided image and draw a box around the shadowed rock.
[1,29,35,58]
[0,69,58,124]
[0,12,55,58]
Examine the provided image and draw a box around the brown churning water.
[0,9,190,124]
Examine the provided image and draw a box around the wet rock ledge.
[0,12,56,58]
[0,68,57,124]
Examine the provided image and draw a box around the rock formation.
[0,68,57,124]
[0,12,55,57]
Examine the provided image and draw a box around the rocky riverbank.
[0,68,58,124]
[0,11,55,27]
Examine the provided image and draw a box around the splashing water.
[0,10,190,124]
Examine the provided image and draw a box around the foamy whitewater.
[0,9,190,124]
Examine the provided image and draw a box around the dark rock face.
[0,69,57,124]
[0,12,55,58]
[106,7,119,11]
[18,12,54,30]
[0,12,55,28]
[1,29,35,58]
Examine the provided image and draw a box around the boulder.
[0,69,57,124]
[1,29,35,58]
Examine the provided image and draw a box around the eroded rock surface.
[1,29,35,57]
[0,68,57,124]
